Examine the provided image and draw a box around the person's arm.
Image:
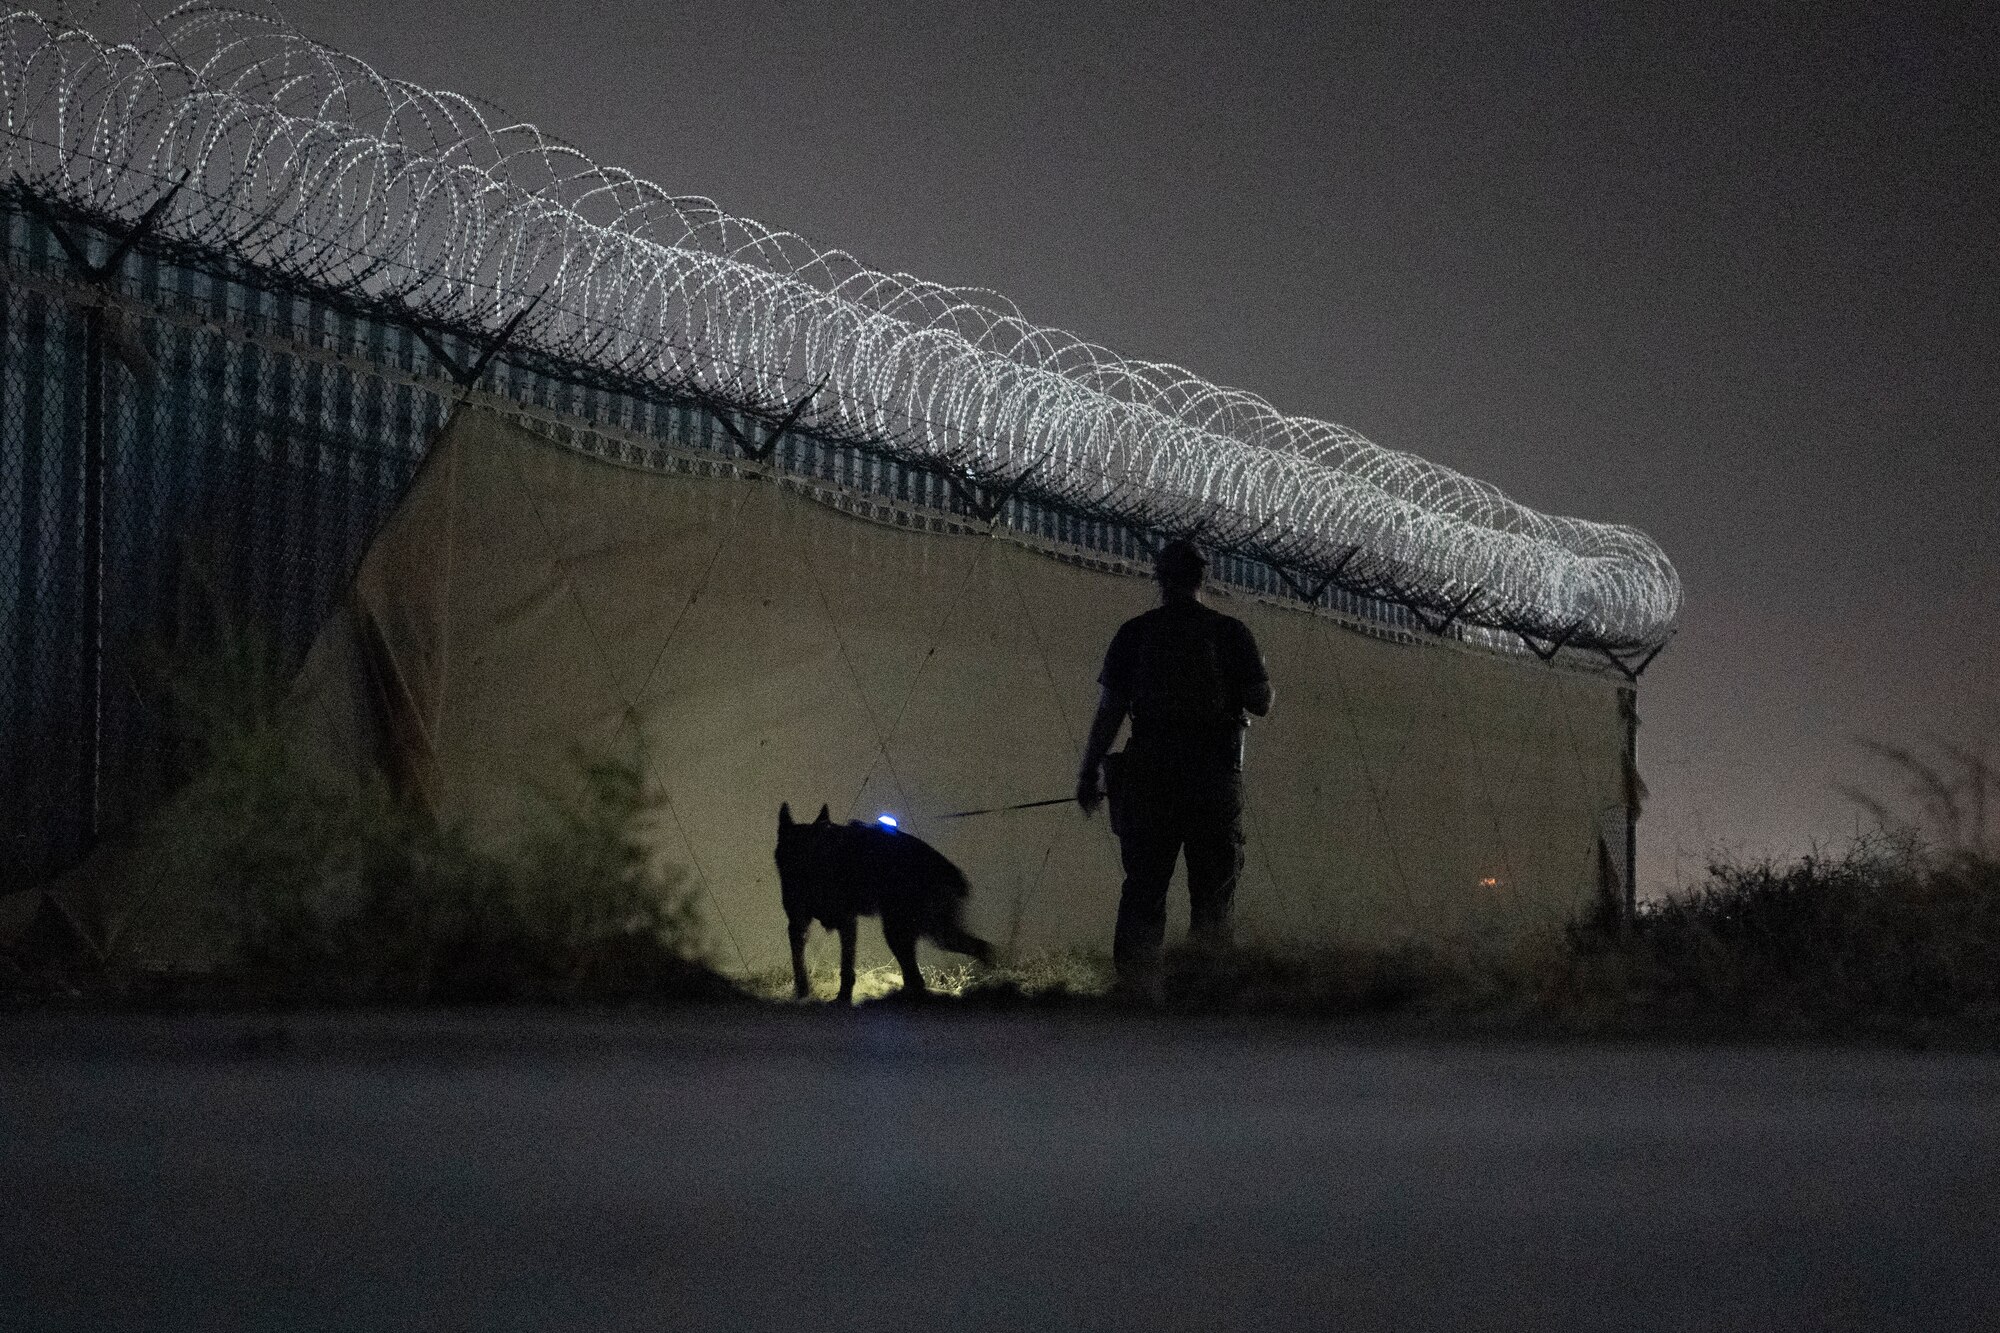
[1244,674,1274,718]
[1078,625,1136,814]
[1075,686,1130,815]
[1232,621,1274,718]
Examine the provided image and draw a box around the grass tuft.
[16,594,734,1007]
[1558,838,2000,1035]
[759,837,2000,1041]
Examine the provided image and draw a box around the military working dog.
[774,803,993,1002]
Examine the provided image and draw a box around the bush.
[172,737,721,1004]
[928,840,2000,1039]
[1560,839,2000,1031]
[83,591,729,1005]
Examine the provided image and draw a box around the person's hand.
[1075,769,1104,816]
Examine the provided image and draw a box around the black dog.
[775,803,993,1002]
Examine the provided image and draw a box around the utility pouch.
[1102,749,1131,839]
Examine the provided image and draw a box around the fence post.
[81,297,105,840]
[1621,686,1640,918]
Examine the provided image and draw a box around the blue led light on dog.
[876,814,899,830]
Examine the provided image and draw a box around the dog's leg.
[836,917,858,1004]
[788,915,812,1000]
[928,922,994,967]
[884,918,927,997]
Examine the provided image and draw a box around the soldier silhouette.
[1076,539,1273,992]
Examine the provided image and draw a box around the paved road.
[3,1010,1997,1331]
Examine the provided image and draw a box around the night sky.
[112,0,2000,891]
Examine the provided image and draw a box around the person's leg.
[1113,804,1183,978]
[1183,778,1244,948]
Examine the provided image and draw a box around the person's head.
[1154,538,1207,599]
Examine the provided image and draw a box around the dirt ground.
[3,1008,1997,1331]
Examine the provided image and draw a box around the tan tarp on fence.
[294,408,1631,975]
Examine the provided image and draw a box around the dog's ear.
[779,802,793,828]
[815,804,831,825]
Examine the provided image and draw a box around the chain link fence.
[1,199,439,893]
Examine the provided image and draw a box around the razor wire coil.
[0,2,1681,650]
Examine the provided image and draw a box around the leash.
[932,795,1075,820]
